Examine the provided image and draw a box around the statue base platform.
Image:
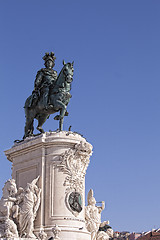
[4,131,92,240]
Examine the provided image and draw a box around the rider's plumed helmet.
[43,52,56,63]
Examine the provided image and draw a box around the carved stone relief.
[52,224,61,240]
[57,141,92,193]
[56,141,92,215]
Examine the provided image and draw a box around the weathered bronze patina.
[24,52,74,138]
[68,192,82,213]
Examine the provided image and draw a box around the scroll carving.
[57,141,92,193]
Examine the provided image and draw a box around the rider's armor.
[28,52,57,109]
[29,68,57,108]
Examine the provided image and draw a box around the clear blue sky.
[0,0,160,233]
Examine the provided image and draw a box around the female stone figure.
[17,176,41,238]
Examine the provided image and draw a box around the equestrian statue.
[24,52,74,139]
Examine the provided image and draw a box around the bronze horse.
[24,61,74,138]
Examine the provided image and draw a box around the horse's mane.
[55,62,73,87]
[55,64,65,87]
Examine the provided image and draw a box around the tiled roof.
[138,231,160,240]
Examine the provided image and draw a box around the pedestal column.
[5,132,92,240]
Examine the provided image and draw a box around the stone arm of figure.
[2,197,17,218]
[16,192,24,205]
[12,205,19,219]
[98,201,105,214]
[7,196,17,202]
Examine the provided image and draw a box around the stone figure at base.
[97,221,113,240]
[38,230,47,240]
[16,176,41,238]
[0,179,18,238]
[85,189,105,240]
[0,176,41,238]
[52,225,61,240]
[85,189,113,240]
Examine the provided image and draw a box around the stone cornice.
[4,131,92,163]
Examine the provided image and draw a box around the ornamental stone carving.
[0,179,18,238]
[52,224,61,240]
[85,189,113,240]
[17,176,41,238]
[0,176,41,238]
[38,230,47,240]
[97,222,113,240]
[57,141,92,193]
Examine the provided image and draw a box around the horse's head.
[2,179,17,199]
[62,60,74,83]
[56,60,74,87]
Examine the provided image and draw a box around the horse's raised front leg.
[36,113,49,133]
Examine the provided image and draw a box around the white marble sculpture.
[0,179,19,238]
[17,176,41,238]
[38,230,47,240]
[85,189,113,240]
[52,225,61,240]
[58,141,92,193]
[57,141,92,216]
[0,176,41,238]
[97,221,113,240]
[5,132,93,240]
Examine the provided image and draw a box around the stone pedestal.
[4,132,92,240]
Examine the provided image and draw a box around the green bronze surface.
[24,52,74,139]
